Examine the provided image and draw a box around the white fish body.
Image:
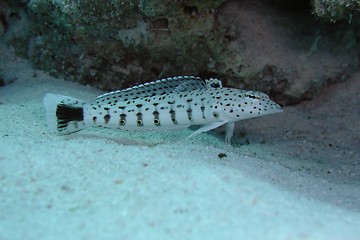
[44,76,282,143]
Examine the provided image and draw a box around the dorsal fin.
[96,76,206,101]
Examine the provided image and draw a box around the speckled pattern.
[44,76,282,143]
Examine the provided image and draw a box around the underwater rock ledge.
[0,0,359,105]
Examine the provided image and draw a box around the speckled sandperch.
[44,76,282,143]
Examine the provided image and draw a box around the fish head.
[215,89,283,121]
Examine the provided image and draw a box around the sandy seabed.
[1,46,360,240]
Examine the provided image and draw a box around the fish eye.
[210,83,221,88]
[245,94,260,99]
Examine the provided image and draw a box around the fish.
[44,76,282,143]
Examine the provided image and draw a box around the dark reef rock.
[217,1,359,104]
[2,0,227,88]
[0,0,359,104]
[312,0,360,23]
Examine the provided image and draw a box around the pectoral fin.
[225,122,235,145]
[187,121,228,140]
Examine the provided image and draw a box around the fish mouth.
[269,104,283,113]
[262,100,283,114]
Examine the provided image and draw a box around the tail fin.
[43,93,87,134]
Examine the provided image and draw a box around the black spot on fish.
[169,109,177,124]
[154,118,160,126]
[153,110,160,126]
[187,108,192,121]
[136,112,143,126]
[104,114,111,123]
[93,116,97,123]
[56,104,83,130]
[119,114,126,125]
[201,106,206,119]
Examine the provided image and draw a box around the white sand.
[1,46,360,239]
